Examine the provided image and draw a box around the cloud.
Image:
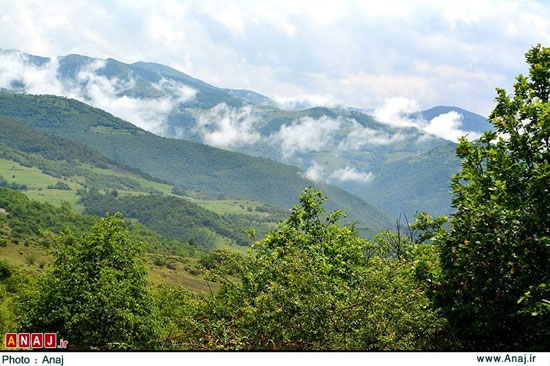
[274,115,341,157]
[424,111,481,141]
[273,113,411,157]
[2,0,549,116]
[338,124,406,150]
[0,51,65,95]
[191,103,261,148]
[302,162,326,183]
[330,166,374,183]
[0,51,196,134]
[373,97,420,128]
[273,94,341,110]
[372,97,482,142]
[302,162,374,184]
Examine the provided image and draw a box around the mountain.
[0,50,492,217]
[0,93,392,234]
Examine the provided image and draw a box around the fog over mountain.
[0,49,491,216]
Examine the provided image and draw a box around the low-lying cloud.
[275,116,341,157]
[423,111,481,141]
[192,103,261,148]
[0,51,196,134]
[330,166,374,183]
[373,97,482,141]
[302,163,374,184]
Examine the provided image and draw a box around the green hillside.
[80,192,252,249]
[0,187,214,293]
[0,115,289,249]
[0,93,392,233]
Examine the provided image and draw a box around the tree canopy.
[17,214,162,350]
[165,188,446,350]
[430,44,550,349]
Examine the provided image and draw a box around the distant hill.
[223,89,277,107]
[0,93,392,233]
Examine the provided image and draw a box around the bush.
[47,181,71,190]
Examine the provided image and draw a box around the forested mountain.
[0,50,491,217]
[0,94,392,233]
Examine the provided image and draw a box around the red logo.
[5,333,17,348]
[44,333,56,349]
[3,332,67,349]
[17,333,30,348]
[31,333,43,348]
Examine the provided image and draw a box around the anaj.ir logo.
[4,333,68,349]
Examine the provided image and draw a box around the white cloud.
[0,51,196,134]
[373,97,420,128]
[424,111,481,141]
[338,124,406,150]
[273,94,340,110]
[0,51,65,95]
[330,166,374,183]
[302,162,326,183]
[302,162,374,184]
[1,0,549,116]
[274,116,341,157]
[372,97,482,142]
[191,103,261,148]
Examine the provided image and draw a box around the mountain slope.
[0,50,487,217]
[0,114,287,249]
[0,93,392,232]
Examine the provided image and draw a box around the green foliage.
[170,188,445,350]
[17,214,162,350]
[80,190,251,248]
[47,181,71,190]
[0,187,200,257]
[198,248,243,275]
[0,174,27,191]
[431,45,550,349]
[0,261,32,344]
[0,114,165,184]
[0,187,93,237]
[171,186,186,197]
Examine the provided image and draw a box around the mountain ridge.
[0,49,492,217]
[0,93,393,233]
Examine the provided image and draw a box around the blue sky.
[1,0,550,115]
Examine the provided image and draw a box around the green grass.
[194,199,282,217]
[0,158,84,211]
[0,238,212,294]
[146,254,217,294]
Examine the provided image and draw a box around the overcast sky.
[1,0,549,115]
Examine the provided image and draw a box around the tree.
[172,188,445,350]
[17,214,161,349]
[432,45,550,349]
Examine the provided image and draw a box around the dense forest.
[0,45,549,351]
